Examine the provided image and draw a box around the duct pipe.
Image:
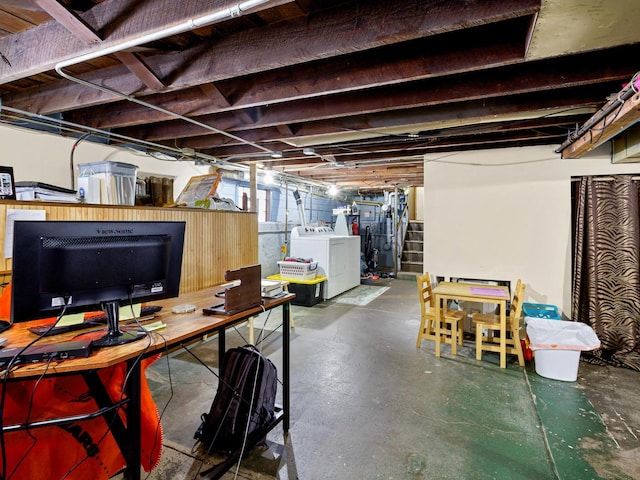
[54,0,283,156]
[292,188,306,226]
[385,216,392,247]
[283,180,289,257]
[56,1,277,66]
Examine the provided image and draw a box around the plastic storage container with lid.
[77,161,138,205]
[522,302,562,320]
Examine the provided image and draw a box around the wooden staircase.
[400,220,423,273]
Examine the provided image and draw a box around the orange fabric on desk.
[0,282,11,320]
[0,284,163,479]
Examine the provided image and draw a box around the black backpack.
[195,344,278,453]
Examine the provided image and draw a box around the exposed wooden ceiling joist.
[0,0,297,83]
[1,0,639,189]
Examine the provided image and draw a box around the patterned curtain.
[572,175,640,371]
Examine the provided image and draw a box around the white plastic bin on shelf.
[77,161,138,205]
[526,318,600,381]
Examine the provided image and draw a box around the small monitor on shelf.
[10,220,186,348]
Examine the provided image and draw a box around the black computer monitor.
[10,220,186,347]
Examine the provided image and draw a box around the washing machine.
[290,224,360,299]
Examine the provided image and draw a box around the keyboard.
[28,305,163,337]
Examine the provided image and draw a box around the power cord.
[59,297,153,479]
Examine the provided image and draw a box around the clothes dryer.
[290,225,360,299]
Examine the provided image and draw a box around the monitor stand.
[92,300,146,348]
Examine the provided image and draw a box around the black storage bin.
[289,280,324,307]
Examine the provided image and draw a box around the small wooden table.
[432,282,510,367]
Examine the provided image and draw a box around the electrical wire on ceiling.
[303,105,599,157]
[70,132,91,189]
[0,105,215,162]
[54,67,279,157]
[0,105,338,193]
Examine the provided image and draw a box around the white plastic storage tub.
[525,317,600,382]
[533,349,582,382]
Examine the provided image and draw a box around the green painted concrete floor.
[134,277,639,480]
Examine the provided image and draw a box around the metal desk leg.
[283,301,290,432]
[82,372,129,457]
[218,327,226,368]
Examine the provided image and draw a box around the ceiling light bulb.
[303,147,315,155]
[327,185,338,197]
[271,151,283,159]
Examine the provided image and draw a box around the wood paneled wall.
[0,201,258,294]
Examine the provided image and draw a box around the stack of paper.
[261,280,284,298]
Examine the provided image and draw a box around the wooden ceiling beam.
[0,0,295,83]
[216,129,565,167]
[1,0,538,110]
[298,168,424,182]
[112,51,165,91]
[33,0,166,91]
[199,83,232,108]
[229,58,633,133]
[110,79,613,144]
[34,0,101,43]
[41,22,526,121]
[57,45,635,138]
[169,113,586,153]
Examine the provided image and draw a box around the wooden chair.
[416,273,464,354]
[472,279,525,367]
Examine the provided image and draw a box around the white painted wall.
[424,143,640,318]
[415,187,424,221]
[0,124,211,197]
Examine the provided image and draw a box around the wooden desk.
[432,282,510,366]
[1,286,294,480]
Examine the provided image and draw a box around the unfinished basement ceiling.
[0,0,639,191]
